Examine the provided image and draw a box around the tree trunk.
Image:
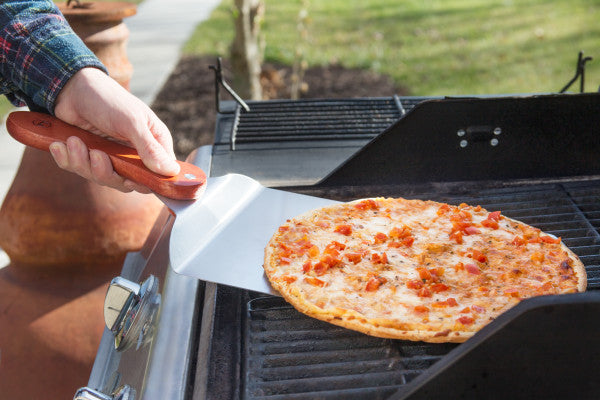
[231,0,264,100]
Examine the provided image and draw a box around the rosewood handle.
[6,111,206,200]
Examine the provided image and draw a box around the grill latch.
[103,275,161,351]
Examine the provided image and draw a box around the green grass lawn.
[184,0,600,96]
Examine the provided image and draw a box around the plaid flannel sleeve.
[0,0,107,114]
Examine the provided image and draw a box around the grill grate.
[240,180,600,399]
[244,296,456,400]
[229,97,429,149]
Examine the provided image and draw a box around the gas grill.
[77,91,600,400]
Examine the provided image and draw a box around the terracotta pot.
[0,262,120,399]
[56,1,137,89]
[0,147,162,267]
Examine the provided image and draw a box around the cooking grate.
[228,97,429,149]
[239,179,600,399]
[244,296,455,400]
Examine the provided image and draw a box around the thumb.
[133,134,181,177]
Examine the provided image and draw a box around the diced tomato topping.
[464,226,481,235]
[460,307,471,313]
[432,300,449,308]
[365,275,387,291]
[465,263,481,275]
[488,211,501,221]
[457,316,475,325]
[326,241,346,252]
[431,283,449,293]
[308,245,320,258]
[278,226,290,232]
[431,267,445,278]
[402,236,415,247]
[334,224,352,236]
[468,249,487,263]
[313,261,328,275]
[458,209,472,219]
[320,254,340,268]
[418,287,432,297]
[354,199,379,210]
[278,243,293,258]
[541,235,561,244]
[446,297,458,307]
[416,267,433,281]
[414,305,429,313]
[449,230,463,244]
[345,252,363,264]
[280,275,297,283]
[438,204,451,215]
[302,261,312,273]
[481,219,499,229]
[512,236,527,247]
[279,257,292,265]
[279,237,316,258]
[437,204,451,215]
[504,289,520,298]
[374,232,388,244]
[304,276,325,287]
[389,225,412,239]
[372,252,388,264]
[407,279,423,290]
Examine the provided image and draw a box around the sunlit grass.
[184,0,600,95]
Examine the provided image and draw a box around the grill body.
[86,93,600,400]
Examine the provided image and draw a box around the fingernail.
[49,142,60,157]
[90,150,102,168]
[49,142,67,167]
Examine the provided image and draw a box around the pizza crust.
[263,198,587,343]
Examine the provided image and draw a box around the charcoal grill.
[76,91,600,400]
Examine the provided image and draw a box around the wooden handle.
[6,111,206,200]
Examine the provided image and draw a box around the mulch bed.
[152,55,406,159]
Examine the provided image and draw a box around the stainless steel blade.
[160,174,338,295]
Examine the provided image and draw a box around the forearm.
[0,0,106,113]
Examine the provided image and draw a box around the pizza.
[263,197,586,343]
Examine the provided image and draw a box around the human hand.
[51,67,180,193]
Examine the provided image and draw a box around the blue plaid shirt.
[0,0,106,114]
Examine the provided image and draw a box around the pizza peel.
[6,111,336,295]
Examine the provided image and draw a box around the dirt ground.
[151,55,406,159]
